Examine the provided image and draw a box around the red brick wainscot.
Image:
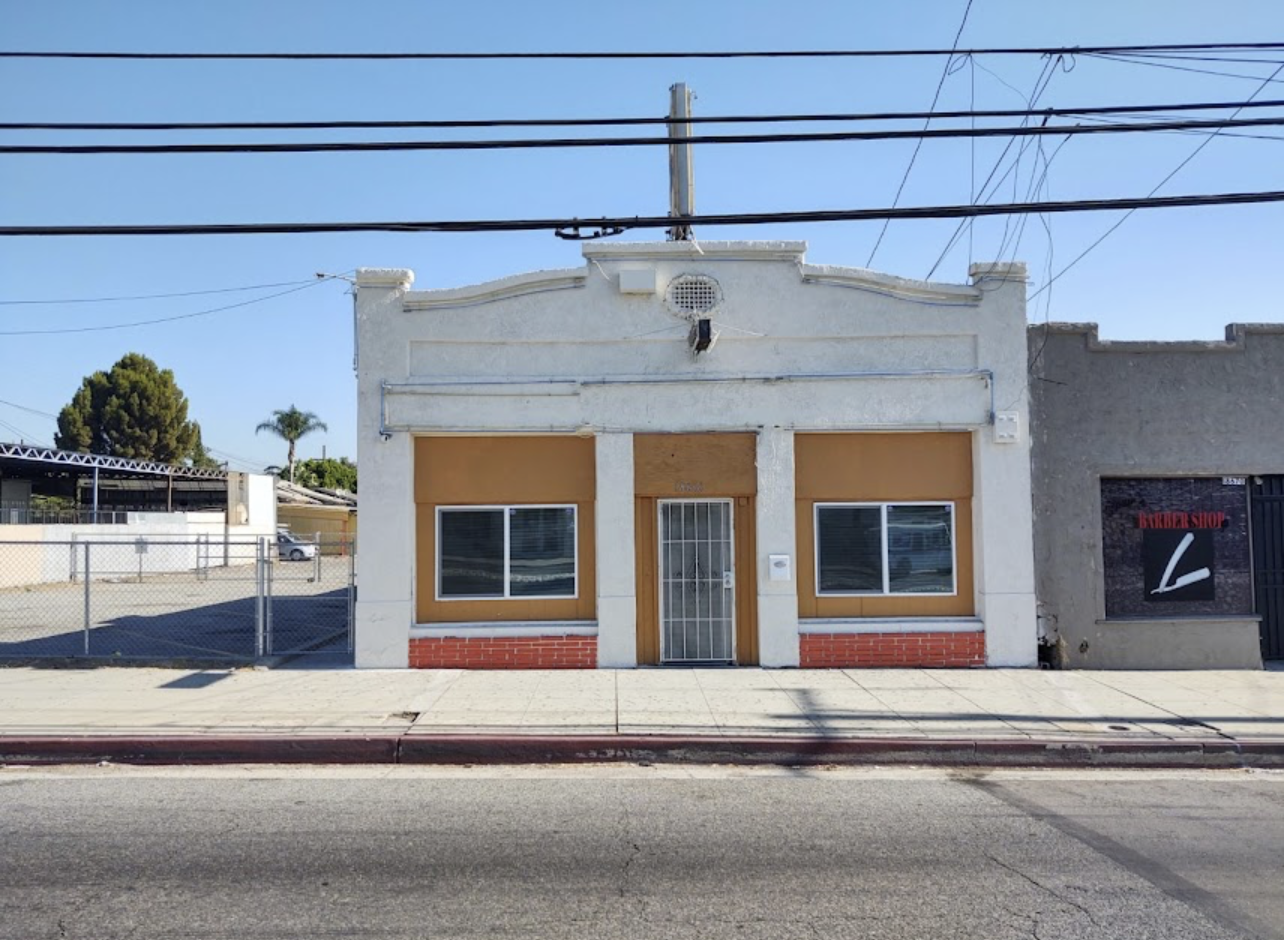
[409,635,598,669]
[800,631,985,668]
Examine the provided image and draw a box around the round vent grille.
[665,274,722,316]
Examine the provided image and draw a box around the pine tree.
[55,353,204,464]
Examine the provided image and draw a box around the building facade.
[354,242,1038,669]
[1029,322,1284,669]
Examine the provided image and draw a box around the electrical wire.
[0,278,317,305]
[1027,61,1284,302]
[12,98,1281,132]
[3,190,1282,241]
[0,276,345,335]
[3,42,1283,60]
[204,447,268,472]
[8,115,1284,155]
[0,417,51,446]
[0,398,58,418]
[1070,112,1284,142]
[926,55,1062,279]
[865,0,974,267]
[1086,52,1284,85]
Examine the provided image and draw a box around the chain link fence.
[0,534,354,663]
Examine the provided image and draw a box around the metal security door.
[659,500,735,663]
[1251,476,1284,660]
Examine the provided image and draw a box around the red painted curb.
[0,735,400,765]
[4,734,1284,768]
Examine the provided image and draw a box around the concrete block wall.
[1029,323,1284,669]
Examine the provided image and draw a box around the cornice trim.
[403,269,586,310]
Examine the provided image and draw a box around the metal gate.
[659,499,735,663]
[1251,477,1284,660]
[265,535,355,656]
[0,535,353,663]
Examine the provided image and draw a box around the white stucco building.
[354,241,1037,669]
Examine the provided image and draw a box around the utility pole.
[667,82,695,241]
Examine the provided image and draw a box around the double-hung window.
[437,505,577,599]
[815,502,955,596]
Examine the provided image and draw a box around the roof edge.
[582,240,807,261]
[404,268,587,310]
[801,264,980,305]
[1031,321,1284,352]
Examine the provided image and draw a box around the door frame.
[635,494,758,666]
[1251,476,1284,660]
[657,498,737,665]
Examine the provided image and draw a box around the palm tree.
[255,406,328,483]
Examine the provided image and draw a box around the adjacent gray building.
[1028,323,1284,669]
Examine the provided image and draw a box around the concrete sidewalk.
[2,665,1282,767]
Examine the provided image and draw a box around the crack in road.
[985,852,1100,927]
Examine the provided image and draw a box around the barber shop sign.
[1101,478,1252,618]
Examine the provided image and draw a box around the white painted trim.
[800,265,980,305]
[584,240,806,261]
[411,622,599,639]
[799,618,983,635]
[403,269,586,309]
[356,268,414,289]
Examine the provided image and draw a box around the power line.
[0,278,316,305]
[3,189,1281,241]
[0,277,344,335]
[926,55,1064,280]
[1028,61,1284,302]
[0,417,51,446]
[1087,52,1284,85]
[0,398,58,418]
[6,98,1282,132]
[7,115,1284,155]
[1070,112,1284,142]
[865,0,974,267]
[3,42,1283,60]
[205,447,267,472]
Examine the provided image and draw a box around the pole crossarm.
[0,441,228,479]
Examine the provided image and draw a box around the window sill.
[411,621,598,639]
[799,617,982,635]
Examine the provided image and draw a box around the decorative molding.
[584,240,807,262]
[403,269,586,310]
[969,261,1028,283]
[355,267,414,289]
[800,264,980,305]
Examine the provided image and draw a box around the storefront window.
[816,503,955,596]
[1100,478,1251,618]
[438,505,577,599]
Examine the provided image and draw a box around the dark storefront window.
[1100,478,1252,618]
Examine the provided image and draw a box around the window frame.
[435,503,579,601]
[813,501,958,598]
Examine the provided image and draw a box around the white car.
[277,532,318,562]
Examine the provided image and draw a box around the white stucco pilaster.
[755,427,800,666]
[970,263,1038,667]
[354,268,415,668]
[594,432,637,666]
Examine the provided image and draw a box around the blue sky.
[2,1,1282,471]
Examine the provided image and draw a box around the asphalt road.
[2,765,1282,939]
